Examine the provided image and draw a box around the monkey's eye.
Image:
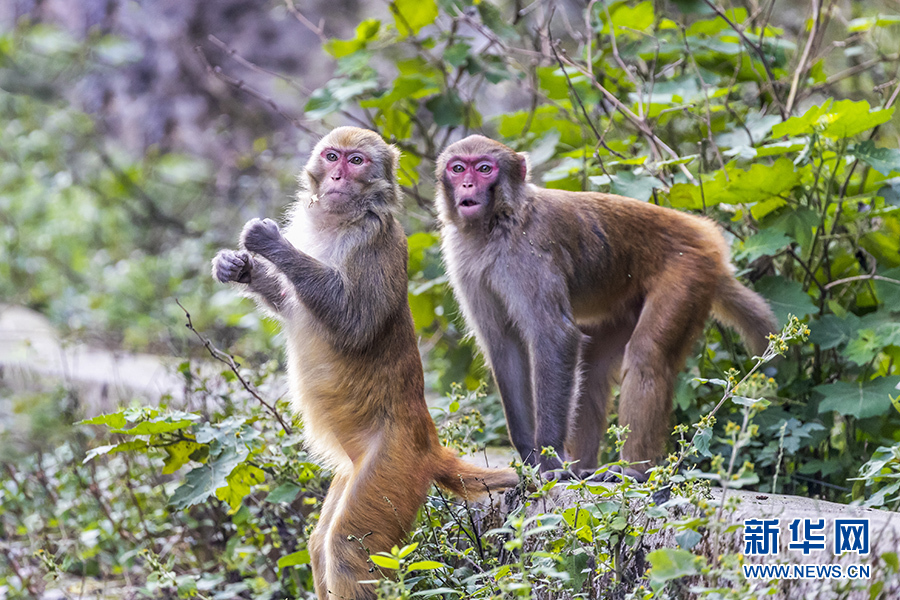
[451,164,465,173]
[477,163,493,174]
[325,152,338,162]
[349,155,364,165]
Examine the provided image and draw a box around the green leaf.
[324,19,380,58]
[277,550,310,569]
[216,463,266,511]
[808,313,861,350]
[815,376,900,419]
[370,554,400,570]
[391,0,438,37]
[397,542,418,558]
[647,548,699,584]
[162,441,200,475]
[851,140,900,176]
[265,482,302,504]
[821,101,894,139]
[772,101,832,137]
[610,172,664,202]
[411,589,463,597]
[406,560,445,571]
[169,445,247,510]
[734,230,790,262]
[425,92,466,127]
[755,276,816,325]
[82,440,149,463]
[110,419,194,436]
[674,528,703,550]
[78,411,127,429]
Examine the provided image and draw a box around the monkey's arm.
[211,249,287,313]
[502,276,582,473]
[241,218,393,351]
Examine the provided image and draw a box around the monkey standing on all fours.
[435,135,777,480]
[211,127,519,600]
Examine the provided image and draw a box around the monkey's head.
[303,126,402,216]
[435,135,530,228]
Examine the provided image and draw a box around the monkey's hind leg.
[618,273,713,471]
[309,471,350,599]
[322,455,430,599]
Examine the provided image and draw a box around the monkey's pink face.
[317,147,372,203]
[444,155,499,219]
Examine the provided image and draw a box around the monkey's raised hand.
[212,249,253,284]
[241,217,284,257]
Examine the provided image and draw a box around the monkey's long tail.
[712,276,777,357]
[432,447,520,498]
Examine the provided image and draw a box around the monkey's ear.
[517,152,531,182]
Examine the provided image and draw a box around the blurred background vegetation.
[1,0,900,598]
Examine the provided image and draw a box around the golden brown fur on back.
[212,128,519,600]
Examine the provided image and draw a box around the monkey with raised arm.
[435,135,776,479]
[212,127,519,600]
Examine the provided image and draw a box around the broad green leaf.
[162,441,200,475]
[755,276,816,325]
[397,542,418,558]
[849,14,900,33]
[266,482,302,504]
[647,548,699,584]
[609,171,664,202]
[370,554,400,570]
[82,440,149,463]
[815,376,900,419]
[808,313,861,350]
[397,151,421,188]
[693,427,713,457]
[324,19,380,58]
[734,230,790,262]
[444,43,470,68]
[277,550,310,568]
[425,92,466,127]
[391,0,437,37]
[851,140,900,176]
[78,411,127,429]
[110,419,194,436]
[772,101,832,137]
[822,101,894,139]
[169,445,247,510]
[406,560,445,571]
[600,1,655,36]
[217,463,266,511]
[874,267,900,308]
[674,528,703,550]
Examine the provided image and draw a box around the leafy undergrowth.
[11,317,897,600]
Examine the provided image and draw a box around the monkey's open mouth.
[457,198,483,216]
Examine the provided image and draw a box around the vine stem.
[175,299,293,435]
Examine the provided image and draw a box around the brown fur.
[435,135,777,476]
[212,127,519,599]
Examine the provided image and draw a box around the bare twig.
[785,0,821,115]
[175,299,293,435]
[824,274,900,291]
[284,1,327,43]
[194,45,320,137]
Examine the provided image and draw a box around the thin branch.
[175,299,293,435]
[553,45,694,181]
[284,1,327,44]
[193,45,320,137]
[702,0,786,116]
[824,274,900,291]
[784,0,821,115]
